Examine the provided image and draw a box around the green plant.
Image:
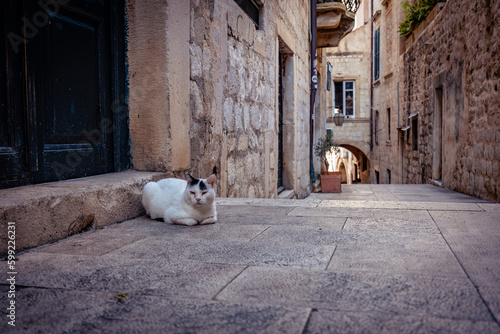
[398,0,445,37]
[314,131,340,175]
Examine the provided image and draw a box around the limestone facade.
[370,0,404,185]
[128,0,313,198]
[400,0,500,201]
[324,0,500,201]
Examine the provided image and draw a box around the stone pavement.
[2,184,500,333]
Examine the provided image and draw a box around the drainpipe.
[310,0,317,184]
[369,0,374,152]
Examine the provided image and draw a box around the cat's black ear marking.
[186,172,200,186]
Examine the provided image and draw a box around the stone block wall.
[401,0,500,201]
[369,0,405,185]
[128,0,313,198]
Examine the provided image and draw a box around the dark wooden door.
[0,1,29,188]
[0,0,128,188]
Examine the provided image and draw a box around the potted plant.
[314,131,341,193]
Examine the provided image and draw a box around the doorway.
[433,87,443,182]
[1,0,128,188]
[277,51,285,191]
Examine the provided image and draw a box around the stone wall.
[128,0,313,198]
[401,0,500,201]
[371,0,405,185]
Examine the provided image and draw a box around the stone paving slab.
[479,286,500,323]
[15,252,246,300]
[326,231,466,278]
[0,287,310,334]
[216,267,494,322]
[317,200,484,211]
[430,210,500,289]
[343,216,439,233]
[103,216,269,242]
[216,198,321,207]
[303,309,500,334]
[478,203,500,212]
[430,210,500,230]
[34,228,148,256]
[436,229,500,288]
[104,234,336,270]
[217,205,347,227]
[287,206,435,220]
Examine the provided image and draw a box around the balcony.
[316,0,359,48]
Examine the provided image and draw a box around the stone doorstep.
[277,189,296,199]
[0,170,168,256]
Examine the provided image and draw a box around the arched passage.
[337,143,371,184]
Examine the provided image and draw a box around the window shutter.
[374,28,380,80]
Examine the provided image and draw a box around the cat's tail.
[142,182,160,217]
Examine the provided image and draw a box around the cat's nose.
[196,198,201,202]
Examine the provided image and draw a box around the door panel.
[45,13,101,143]
[0,1,28,187]
[35,2,112,182]
[0,0,127,188]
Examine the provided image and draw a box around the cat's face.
[185,173,216,207]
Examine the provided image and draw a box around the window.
[333,81,355,118]
[234,0,261,29]
[386,169,391,184]
[374,27,380,80]
[387,108,391,140]
[411,116,418,151]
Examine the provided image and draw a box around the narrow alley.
[2,185,499,333]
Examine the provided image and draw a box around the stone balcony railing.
[316,0,359,48]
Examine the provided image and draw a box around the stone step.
[0,171,167,255]
[277,189,296,199]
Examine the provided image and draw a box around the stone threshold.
[0,170,167,255]
[277,189,296,199]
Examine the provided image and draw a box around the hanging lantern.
[333,110,345,126]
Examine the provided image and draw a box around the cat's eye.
[202,191,208,195]
[190,191,196,195]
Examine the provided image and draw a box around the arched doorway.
[339,162,347,183]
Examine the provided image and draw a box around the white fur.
[142,174,217,226]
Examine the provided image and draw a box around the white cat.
[142,173,217,226]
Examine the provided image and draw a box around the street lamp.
[333,108,345,126]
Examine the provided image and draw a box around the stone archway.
[337,143,370,184]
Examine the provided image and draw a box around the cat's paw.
[173,218,199,226]
[200,217,217,225]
